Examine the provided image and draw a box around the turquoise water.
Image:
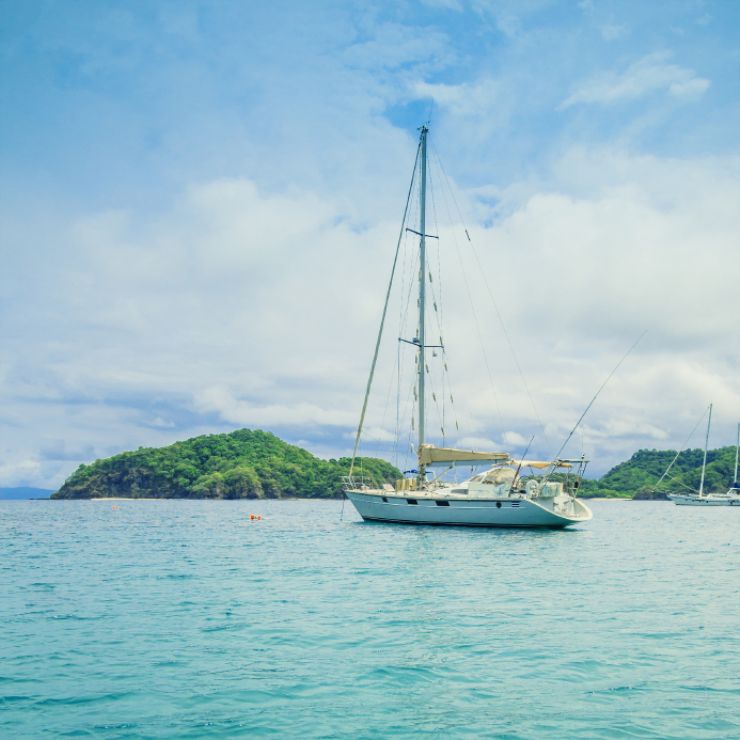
[1,500,738,738]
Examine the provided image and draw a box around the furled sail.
[512,459,573,469]
[418,444,509,465]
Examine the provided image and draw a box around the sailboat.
[668,406,740,506]
[343,125,593,528]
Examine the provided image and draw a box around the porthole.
[496,501,502,509]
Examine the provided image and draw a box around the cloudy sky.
[2,0,739,488]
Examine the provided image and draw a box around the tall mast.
[734,422,739,485]
[417,125,429,484]
[699,402,712,496]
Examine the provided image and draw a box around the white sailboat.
[343,125,592,528]
[668,406,740,506]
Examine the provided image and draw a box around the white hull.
[669,493,740,506]
[346,490,592,528]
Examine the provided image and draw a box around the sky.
[1,0,740,487]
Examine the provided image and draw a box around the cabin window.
[496,501,502,509]
[406,498,418,505]
[435,500,450,506]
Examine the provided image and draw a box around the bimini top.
[419,444,510,465]
[418,445,575,469]
[512,459,573,469]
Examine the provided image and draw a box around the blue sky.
[2,0,740,486]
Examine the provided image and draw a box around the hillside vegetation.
[52,428,739,500]
[53,429,401,499]
[579,445,739,499]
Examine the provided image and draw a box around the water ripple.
[1,499,738,738]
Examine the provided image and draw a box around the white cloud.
[561,52,710,108]
[502,430,528,447]
[668,77,710,97]
[407,77,515,150]
[3,2,740,487]
[353,427,397,443]
[0,458,43,487]
[600,23,627,41]
[410,78,502,119]
[194,386,356,428]
[4,144,740,483]
[468,0,544,38]
[342,21,453,73]
[421,0,464,10]
[455,436,501,450]
[147,417,176,429]
[6,144,740,482]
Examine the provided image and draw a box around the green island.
[577,446,739,499]
[52,429,401,500]
[51,428,740,500]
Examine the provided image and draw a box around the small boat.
[668,407,740,506]
[343,125,592,528]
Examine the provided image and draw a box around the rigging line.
[508,435,535,496]
[422,357,446,441]
[427,161,445,333]
[421,156,457,443]
[432,146,543,431]
[470,239,544,429]
[396,370,418,468]
[427,164,449,369]
[377,330,403,451]
[427,285,461,437]
[380,241,417,440]
[396,339,416,464]
[673,479,697,493]
[425,159,461,438]
[450,235,503,423]
[394,337,401,466]
[407,393,417,461]
[652,404,710,492]
[395,339,413,464]
[399,231,417,339]
[428,172,449,444]
[425,170,448,353]
[550,331,647,466]
[430,149,502,421]
[399,189,420,327]
[394,247,415,463]
[435,163,502,423]
[349,141,421,478]
[422,310,461,439]
[397,194,420,339]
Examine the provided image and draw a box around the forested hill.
[580,445,739,499]
[51,429,739,500]
[53,429,401,500]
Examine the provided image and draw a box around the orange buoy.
[250,514,255,520]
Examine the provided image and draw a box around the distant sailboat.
[668,406,740,506]
[343,125,592,528]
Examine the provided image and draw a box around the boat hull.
[669,494,740,506]
[345,491,591,528]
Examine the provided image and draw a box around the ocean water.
[1,500,738,739]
